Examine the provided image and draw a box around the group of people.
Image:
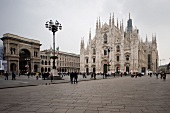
[3,71,16,80]
[70,72,78,84]
[155,72,166,80]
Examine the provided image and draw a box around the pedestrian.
[150,73,152,77]
[50,72,53,82]
[94,72,96,80]
[12,72,16,80]
[91,72,93,79]
[74,71,78,84]
[163,73,166,80]
[27,72,30,78]
[121,73,123,77]
[103,73,105,79]
[156,73,159,79]
[105,73,107,78]
[70,72,74,84]
[83,73,86,78]
[160,73,163,79]
[4,71,9,80]
[36,72,39,80]
[113,73,115,77]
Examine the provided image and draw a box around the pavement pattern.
[0,75,169,113]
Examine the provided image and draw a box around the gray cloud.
[0,0,169,65]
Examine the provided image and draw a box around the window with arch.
[117,56,119,61]
[126,55,130,61]
[41,60,44,65]
[103,33,107,44]
[45,61,47,65]
[49,61,51,65]
[93,48,96,55]
[86,58,88,63]
[116,45,120,52]
[104,50,107,55]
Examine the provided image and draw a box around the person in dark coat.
[156,73,159,79]
[12,72,16,80]
[4,71,9,80]
[70,72,74,84]
[50,72,53,82]
[73,71,78,84]
[94,72,96,80]
[163,73,166,80]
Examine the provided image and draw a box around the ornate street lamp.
[45,20,62,70]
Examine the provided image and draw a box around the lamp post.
[45,20,62,71]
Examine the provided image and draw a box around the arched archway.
[41,67,44,73]
[19,49,31,74]
[45,67,47,72]
[103,64,107,74]
[48,68,51,72]
[34,64,38,72]
[10,63,16,72]
[126,66,129,72]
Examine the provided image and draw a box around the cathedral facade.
[80,14,159,74]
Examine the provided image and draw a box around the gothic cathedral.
[80,13,159,74]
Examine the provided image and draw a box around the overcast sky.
[0,0,170,65]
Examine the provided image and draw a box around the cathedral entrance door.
[126,66,129,72]
[86,68,89,74]
[103,64,107,74]
[116,67,120,73]
[93,68,96,73]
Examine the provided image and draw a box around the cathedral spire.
[117,18,119,28]
[81,37,84,49]
[96,18,98,30]
[112,12,114,27]
[129,13,130,19]
[89,28,91,40]
[146,34,148,42]
[109,13,111,27]
[155,33,157,42]
[99,17,101,29]
[120,21,121,30]
[122,19,124,31]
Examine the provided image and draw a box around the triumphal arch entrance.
[1,33,41,74]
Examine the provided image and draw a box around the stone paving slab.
[0,75,169,113]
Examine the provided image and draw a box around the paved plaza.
[0,75,169,113]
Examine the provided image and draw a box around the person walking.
[50,72,53,82]
[156,73,159,79]
[91,72,93,79]
[94,72,96,80]
[163,73,166,80]
[36,72,39,80]
[121,73,123,77]
[4,71,9,80]
[70,72,74,84]
[27,72,30,78]
[74,71,78,84]
[12,72,16,80]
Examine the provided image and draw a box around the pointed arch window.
[104,50,107,55]
[93,48,96,55]
[126,55,129,61]
[103,33,107,44]
[116,45,120,52]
